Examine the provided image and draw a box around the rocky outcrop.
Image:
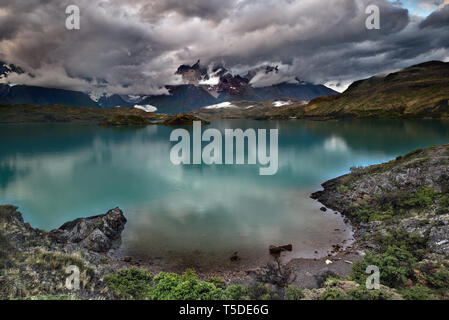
[0,205,128,299]
[429,224,449,255]
[312,146,449,214]
[269,244,293,255]
[312,144,449,258]
[163,114,210,126]
[49,208,127,252]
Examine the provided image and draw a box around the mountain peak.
[0,61,24,79]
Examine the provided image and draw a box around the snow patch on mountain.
[203,102,236,109]
[273,100,293,107]
[134,104,158,112]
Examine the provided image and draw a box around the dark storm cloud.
[137,0,238,23]
[420,4,449,28]
[0,0,448,94]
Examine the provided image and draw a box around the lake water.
[1,119,449,268]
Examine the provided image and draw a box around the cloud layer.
[0,0,448,94]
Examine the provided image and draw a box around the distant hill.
[301,61,449,119]
[0,84,100,108]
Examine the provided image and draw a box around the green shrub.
[437,194,449,215]
[323,277,341,288]
[171,279,223,300]
[285,285,304,300]
[336,184,350,194]
[374,229,427,259]
[398,187,438,210]
[152,269,224,300]
[246,283,280,300]
[105,268,153,300]
[223,285,245,300]
[400,285,432,300]
[208,277,226,289]
[151,272,182,300]
[426,268,449,290]
[352,246,416,288]
[320,288,347,300]
[348,287,391,300]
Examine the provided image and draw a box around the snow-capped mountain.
[0,60,338,113]
[0,61,24,80]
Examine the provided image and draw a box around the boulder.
[428,224,449,256]
[269,244,293,255]
[49,207,127,252]
[230,251,241,262]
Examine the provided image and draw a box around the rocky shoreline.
[311,144,449,299]
[311,145,449,257]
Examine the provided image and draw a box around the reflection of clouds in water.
[277,136,351,177]
[1,151,90,177]
[323,136,349,152]
[277,135,392,179]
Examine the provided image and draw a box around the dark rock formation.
[230,251,241,262]
[49,208,127,252]
[269,244,293,255]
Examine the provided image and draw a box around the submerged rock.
[230,251,241,262]
[269,244,293,255]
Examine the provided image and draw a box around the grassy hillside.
[0,104,169,123]
[301,61,449,119]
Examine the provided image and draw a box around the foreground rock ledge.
[0,205,127,253]
[0,205,128,299]
[49,207,127,252]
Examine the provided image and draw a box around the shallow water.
[1,119,449,267]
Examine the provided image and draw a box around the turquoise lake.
[1,119,449,267]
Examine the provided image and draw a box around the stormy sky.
[0,0,448,94]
